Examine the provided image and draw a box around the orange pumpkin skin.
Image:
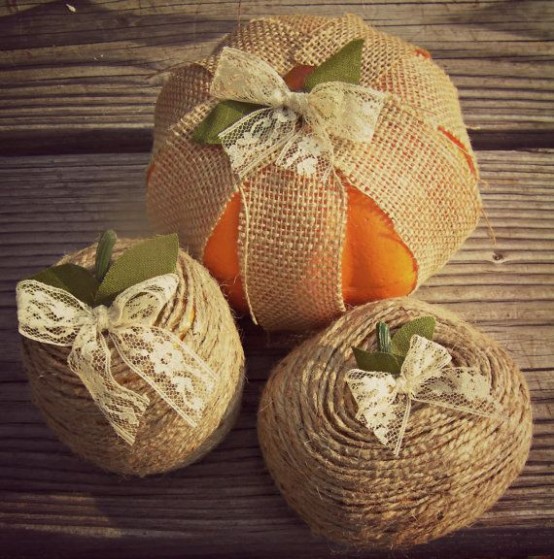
[341,186,417,305]
[282,64,316,91]
[203,64,418,314]
[203,184,418,315]
[203,192,246,312]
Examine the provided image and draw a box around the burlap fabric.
[22,240,245,476]
[258,298,532,547]
[147,14,481,331]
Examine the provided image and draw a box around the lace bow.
[16,274,216,445]
[346,335,499,455]
[211,47,388,180]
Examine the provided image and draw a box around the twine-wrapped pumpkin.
[148,14,481,332]
[258,298,532,547]
[18,239,244,476]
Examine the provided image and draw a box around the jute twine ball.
[258,298,532,547]
[22,239,244,476]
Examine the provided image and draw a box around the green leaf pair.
[352,317,436,376]
[192,38,364,145]
[28,232,180,307]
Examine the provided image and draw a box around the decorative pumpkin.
[258,298,532,547]
[147,14,480,331]
[17,236,244,476]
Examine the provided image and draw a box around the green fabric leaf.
[304,38,364,91]
[192,100,263,144]
[391,316,436,357]
[95,234,179,306]
[377,321,391,353]
[30,264,99,307]
[352,347,402,375]
[95,229,117,282]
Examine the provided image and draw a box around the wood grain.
[0,148,552,557]
[1,0,553,154]
[1,1,553,556]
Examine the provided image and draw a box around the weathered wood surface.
[0,1,553,558]
[1,0,553,153]
[1,150,553,558]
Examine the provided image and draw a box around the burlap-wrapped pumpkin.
[147,14,481,331]
[258,298,532,547]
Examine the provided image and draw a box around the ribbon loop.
[16,280,91,346]
[211,47,289,107]
[309,82,387,143]
[346,335,499,455]
[16,274,216,445]
[401,334,452,388]
[112,273,179,328]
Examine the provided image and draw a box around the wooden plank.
[0,368,551,559]
[1,0,553,154]
[0,527,550,559]
[0,147,552,556]
[1,149,552,326]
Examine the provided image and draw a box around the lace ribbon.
[213,47,387,183]
[346,335,499,456]
[16,274,216,445]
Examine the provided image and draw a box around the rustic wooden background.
[0,1,553,557]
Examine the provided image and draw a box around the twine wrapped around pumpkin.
[21,239,244,476]
[258,298,532,547]
[147,14,481,332]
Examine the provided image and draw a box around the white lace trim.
[346,335,499,455]
[16,274,216,445]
